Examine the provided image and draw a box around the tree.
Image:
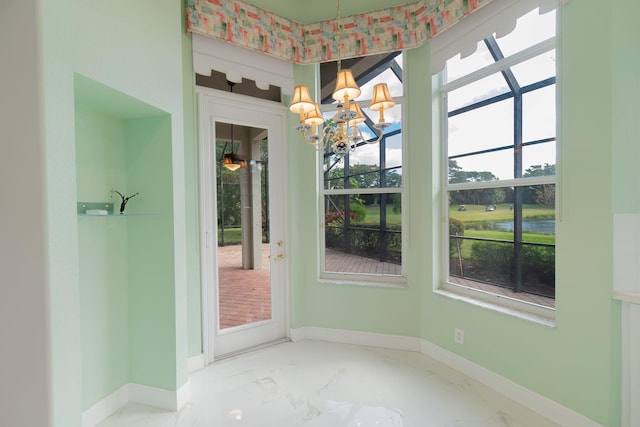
[523,164,556,206]
[447,159,505,206]
[524,163,556,177]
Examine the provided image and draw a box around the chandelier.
[288,0,396,159]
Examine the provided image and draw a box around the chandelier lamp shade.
[288,0,395,158]
[289,76,395,158]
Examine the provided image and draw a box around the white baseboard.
[290,326,421,351]
[291,327,602,427]
[129,380,191,412]
[82,379,192,426]
[176,379,192,411]
[419,339,602,427]
[82,384,129,427]
[188,353,205,372]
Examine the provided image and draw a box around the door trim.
[197,86,290,364]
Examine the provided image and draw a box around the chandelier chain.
[336,0,342,72]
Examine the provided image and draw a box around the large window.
[440,8,557,311]
[320,53,404,283]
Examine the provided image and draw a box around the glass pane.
[354,118,377,142]
[385,132,402,171]
[522,143,556,177]
[324,193,401,275]
[216,126,272,329]
[349,142,380,176]
[449,149,514,182]
[447,185,555,306]
[362,103,402,136]
[445,40,494,83]
[347,164,381,190]
[359,68,403,100]
[324,160,346,190]
[511,49,556,87]
[448,98,514,158]
[447,72,510,112]
[494,8,556,57]
[394,52,403,69]
[522,84,556,143]
[322,133,402,190]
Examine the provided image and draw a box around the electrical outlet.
[454,328,464,344]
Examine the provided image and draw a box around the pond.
[492,219,555,234]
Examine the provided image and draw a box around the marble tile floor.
[98,340,558,427]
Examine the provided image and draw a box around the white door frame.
[197,86,290,364]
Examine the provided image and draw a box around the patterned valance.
[186,0,494,64]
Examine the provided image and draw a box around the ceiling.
[242,0,415,24]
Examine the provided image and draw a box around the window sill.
[319,273,407,289]
[435,284,556,328]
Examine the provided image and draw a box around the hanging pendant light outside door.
[222,81,247,171]
[289,0,395,158]
[222,135,245,171]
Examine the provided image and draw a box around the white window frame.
[435,5,560,324]
[318,57,407,288]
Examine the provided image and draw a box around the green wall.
[75,107,130,409]
[41,1,192,425]
[126,116,178,390]
[289,1,624,425]
[611,0,640,213]
[74,76,180,406]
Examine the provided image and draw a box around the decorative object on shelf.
[222,81,247,171]
[113,191,139,214]
[288,0,395,158]
[77,202,114,215]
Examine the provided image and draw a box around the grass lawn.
[449,204,555,259]
[449,203,554,223]
[351,204,401,226]
[218,227,242,245]
[354,203,553,227]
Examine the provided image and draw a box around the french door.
[198,88,288,361]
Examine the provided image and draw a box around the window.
[440,8,557,312]
[320,53,405,284]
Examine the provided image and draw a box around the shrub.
[350,200,367,222]
[522,245,555,285]
[469,241,555,289]
[471,241,512,273]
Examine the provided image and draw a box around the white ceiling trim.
[192,34,295,96]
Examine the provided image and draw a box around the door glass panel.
[215,122,271,330]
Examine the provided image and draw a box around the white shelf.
[78,213,155,217]
[614,291,640,305]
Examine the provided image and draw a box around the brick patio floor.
[325,249,402,275]
[217,244,271,329]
